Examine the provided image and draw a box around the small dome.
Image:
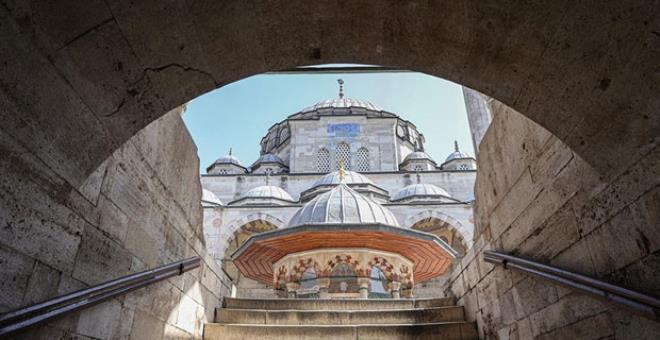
[242,185,294,202]
[445,141,472,162]
[251,153,286,167]
[312,170,374,187]
[288,184,399,227]
[212,153,243,167]
[391,183,453,201]
[301,98,383,112]
[445,151,471,162]
[201,189,223,205]
[403,151,435,163]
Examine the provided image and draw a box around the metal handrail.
[0,256,201,337]
[484,251,660,321]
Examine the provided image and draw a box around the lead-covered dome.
[212,153,243,167]
[312,170,374,187]
[251,153,286,167]
[445,141,472,163]
[403,151,435,163]
[242,185,294,202]
[201,189,223,206]
[391,183,456,202]
[288,184,399,227]
[301,98,383,112]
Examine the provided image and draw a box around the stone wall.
[0,108,231,339]
[445,102,660,338]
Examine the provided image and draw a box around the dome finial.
[338,160,346,183]
[337,78,344,99]
[229,147,233,156]
[265,172,271,186]
[454,141,459,152]
[416,171,421,184]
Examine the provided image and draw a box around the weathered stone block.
[72,224,132,285]
[76,299,122,339]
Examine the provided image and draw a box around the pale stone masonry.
[201,94,478,298]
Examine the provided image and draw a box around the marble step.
[216,306,465,325]
[222,297,455,310]
[204,322,478,340]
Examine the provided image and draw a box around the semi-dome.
[312,170,374,187]
[251,153,286,167]
[201,189,223,206]
[403,151,435,163]
[391,183,453,202]
[288,184,399,227]
[241,185,295,202]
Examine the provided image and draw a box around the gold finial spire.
[338,160,346,183]
[454,141,459,152]
[337,79,344,99]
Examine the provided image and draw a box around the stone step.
[204,322,478,340]
[222,297,455,310]
[216,306,465,325]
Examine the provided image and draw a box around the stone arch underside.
[3,1,656,192]
[405,210,472,253]
[410,220,469,256]
[221,214,284,281]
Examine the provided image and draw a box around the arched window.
[356,147,369,172]
[317,148,330,172]
[335,143,351,170]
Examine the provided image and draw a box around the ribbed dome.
[251,153,286,167]
[288,184,399,227]
[212,154,243,167]
[301,98,383,112]
[242,185,294,202]
[312,170,374,187]
[391,184,452,201]
[403,151,435,163]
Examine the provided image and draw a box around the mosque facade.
[201,83,477,298]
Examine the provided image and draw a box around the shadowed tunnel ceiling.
[0,0,658,188]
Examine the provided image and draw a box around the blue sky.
[182,69,474,173]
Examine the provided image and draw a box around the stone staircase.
[204,298,478,340]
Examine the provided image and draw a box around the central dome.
[287,97,398,120]
[288,184,399,227]
[301,98,383,112]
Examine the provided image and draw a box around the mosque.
[201,81,477,299]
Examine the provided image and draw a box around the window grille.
[356,147,370,172]
[335,143,351,170]
[459,164,469,170]
[317,148,330,172]
[413,165,424,172]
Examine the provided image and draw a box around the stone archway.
[222,214,283,280]
[411,218,469,256]
[406,210,471,255]
[2,1,655,191]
